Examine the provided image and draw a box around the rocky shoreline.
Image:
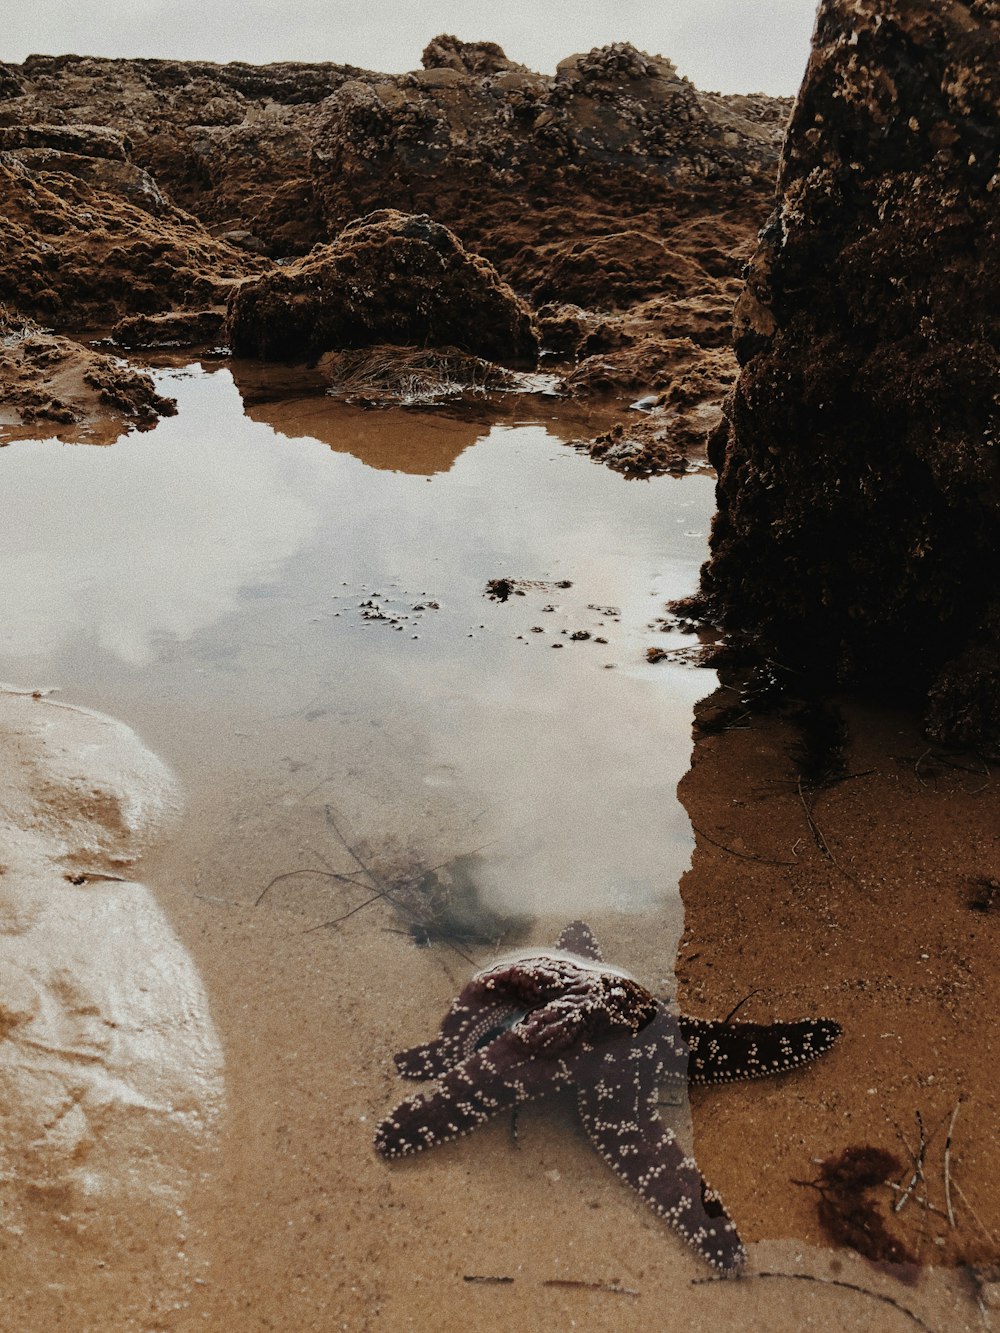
[0,38,788,451]
[2,16,999,1318]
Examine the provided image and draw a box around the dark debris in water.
[401,853,531,950]
[484,576,571,602]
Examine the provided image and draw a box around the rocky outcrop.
[0,44,789,272]
[421,35,526,77]
[309,42,788,274]
[570,343,737,476]
[0,144,261,327]
[697,0,1000,750]
[0,41,788,437]
[110,308,227,349]
[0,306,177,444]
[226,210,539,364]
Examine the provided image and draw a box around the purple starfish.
[374,921,840,1271]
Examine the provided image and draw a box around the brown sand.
[679,688,1000,1281]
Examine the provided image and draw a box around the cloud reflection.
[0,369,319,666]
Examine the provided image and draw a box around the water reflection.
[0,370,318,665]
[0,364,714,927]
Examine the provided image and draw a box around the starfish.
[374,921,841,1271]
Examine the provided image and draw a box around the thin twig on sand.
[797,778,863,887]
[951,1179,998,1247]
[886,1183,948,1219]
[690,823,797,867]
[721,988,765,1025]
[944,1097,962,1229]
[691,1271,935,1332]
[254,866,367,908]
[895,1111,928,1214]
[542,1279,639,1297]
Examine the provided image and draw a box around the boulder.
[226,210,539,365]
[696,0,1000,751]
[110,308,226,349]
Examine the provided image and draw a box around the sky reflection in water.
[0,365,716,922]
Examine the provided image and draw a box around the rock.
[697,0,1000,751]
[0,122,132,160]
[219,229,270,255]
[566,339,736,472]
[0,305,177,443]
[110,308,226,349]
[226,209,539,365]
[556,42,666,85]
[421,35,526,77]
[0,150,262,326]
[0,46,788,304]
[0,46,786,413]
[7,147,167,212]
[0,63,23,99]
[536,303,601,357]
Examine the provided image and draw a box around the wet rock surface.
[110,307,227,350]
[0,305,177,444]
[697,0,1000,751]
[227,209,539,364]
[1,44,787,265]
[0,147,260,328]
[0,40,791,448]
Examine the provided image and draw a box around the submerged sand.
[0,377,995,1329]
[0,683,992,1331]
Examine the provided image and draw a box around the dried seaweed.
[809,1146,917,1267]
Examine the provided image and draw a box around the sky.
[6,0,820,96]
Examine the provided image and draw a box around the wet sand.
[679,693,1000,1278]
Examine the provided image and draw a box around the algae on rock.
[698,0,1000,751]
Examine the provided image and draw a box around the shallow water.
[0,363,717,1317]
[0,364,714,926]
[0,366,985,1330]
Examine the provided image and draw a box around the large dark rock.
[226,209,539,365]
[699,0,1000,751]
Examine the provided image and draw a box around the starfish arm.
[555,920,603,961]
[678,1016,842,1085]
[575,1012,746,1272]
[375,1032,567,1159]
[394,996,520,1081]
[393,1035,461,1081]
